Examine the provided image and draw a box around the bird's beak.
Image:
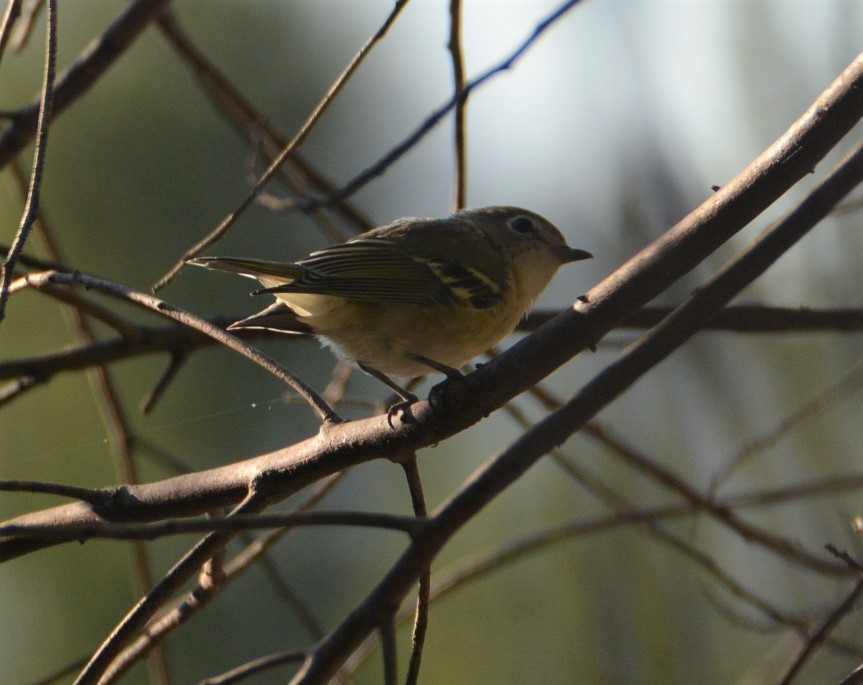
[557,246,593,263]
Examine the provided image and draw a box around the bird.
[188,205,592,411]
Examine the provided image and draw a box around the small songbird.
[189,205,592,407]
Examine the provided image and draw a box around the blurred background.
[1,1,862,682]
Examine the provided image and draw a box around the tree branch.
[0,0,56,320]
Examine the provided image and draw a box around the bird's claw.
[386,394,418,428]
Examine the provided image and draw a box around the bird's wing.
[262,238,461,306]
[190,220,506,309]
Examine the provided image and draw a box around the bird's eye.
[507,216,537,234]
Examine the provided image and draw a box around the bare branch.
[447,0,467,210]
[777,576,863,684]
[0,479,106,503]
[712,360,863,490]
[9,0,42,50]
[0,0,22,66]
[0,510,421,543]
[0,0,56,320]
[0,306,859,403]
[105,473,346,682]
[522,304,863,333]
[401,457,429,685]
[73,488,268,685]
[199,650,306,685]
[5,49,863,570]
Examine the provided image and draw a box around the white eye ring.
[507,215,537,234]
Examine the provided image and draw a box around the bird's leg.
[406,353,466,411]
[358,362,418,427]
[360,355,462,425]
[406,353,463,380]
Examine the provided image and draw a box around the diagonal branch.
[0,0,22,67]
[290,124,863,685]
[73,487,268,685]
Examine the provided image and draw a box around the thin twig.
[73,487,269,685]
[0,479,106,503]
[0,317,229,384]
[725,473,863,509]
[321,360,356,405]
[0,0,22,66]
[344,498,855,676]
[24,278,143,338]
[584,419,840,572]
[104,472,346,683]
[199,650,307,685]
[711,359,863,490]
[97,509,231,684]
[0,0,56,321]
[0,241,65,270]
[516,367,857,578]
[9,0,42,50]
[0,374,38,405]
[777,576,863,684]
[139,351,189,414]
[0,510,421,543]
[401,457,429,685]
[26,655,89,685]
[447,0,467,210]
[502,392,841,644]
[835,665,863,685]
